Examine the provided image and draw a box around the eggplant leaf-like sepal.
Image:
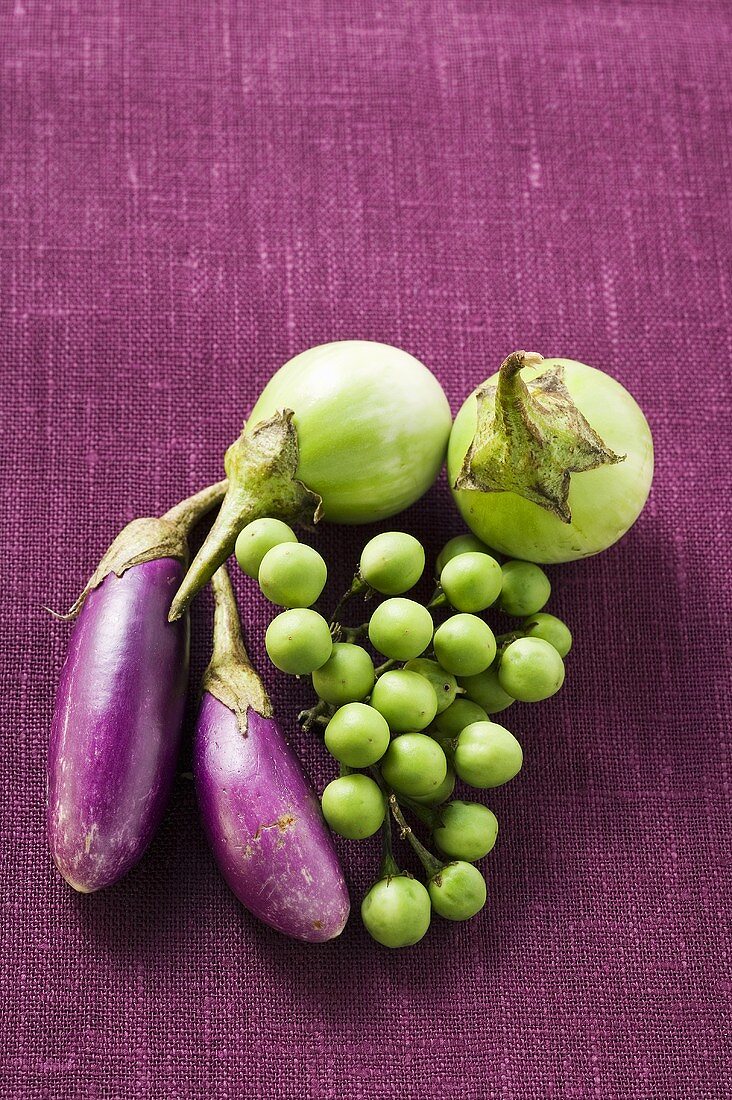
[455,351,624,523]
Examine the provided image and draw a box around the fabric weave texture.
[1,2,730,1097]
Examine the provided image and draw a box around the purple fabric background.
[2,2,730,1097]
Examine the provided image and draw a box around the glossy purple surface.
[48,558,189,892]
[194,694,349,942]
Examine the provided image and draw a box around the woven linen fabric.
[1,1,730,1097]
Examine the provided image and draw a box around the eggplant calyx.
[454,350,625,523]
[169,410,322,621]
[203,564,272,732]
[48,480,228,622]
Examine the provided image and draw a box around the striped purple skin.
[48,557,190,892]
[194,695,350,942]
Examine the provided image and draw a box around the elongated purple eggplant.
[194,566,349,942]
[48,481,226,893]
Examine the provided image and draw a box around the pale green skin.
[321,774,385,840]
[454,721,523,788]
[324,703,390,768]
[435,533,490,576]
[249,341,453,524]
[411,766,457,806]
[522,613,572,658]
[312,643,375,706]
[497,560,550,617]
[433,800,499,861]
[459,664,514,715]
[440,551,502,613]
[234,518,297,579]
[433,697,489,738]
[258,543,327,608]
[367,598,434,662]
[369,670,438,732]
[429,861,487,921]
[380,733,448,798]
[498,637,565,703]
[448,359,654,562]
[433,614,496,677]
[361,876,432,948]
[265,609,333,674]
[360,531,425,594]
[403,658,458,714]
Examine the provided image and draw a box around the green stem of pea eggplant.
[397,795,440,831]
[372,765,405,875]
[329,575,371,637]
[298,699,333,731]
[337,623,369,643]
[387,793,445,878]
[427,587,448,610]
[494,629,527,656]
[378,805,401,879]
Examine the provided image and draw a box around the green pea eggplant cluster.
[240,520,576,946]
[47,341,653,946]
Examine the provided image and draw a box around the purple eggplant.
[194,566,350,942]
[48,481,226,892]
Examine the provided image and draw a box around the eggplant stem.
[388,793,444,879]
[209,564,252,669]
[495,629,525,653]
[329,574,370,631]
[299,699,332,731]
[170,487,253,621]
[169,411,323,622]
[378,802,401,880]
[46,480,228,622]
[398,795,439,830]
[162,479,228,526]
[369,768,440,876]
[426,587,447,611]
[203,563,273,727]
